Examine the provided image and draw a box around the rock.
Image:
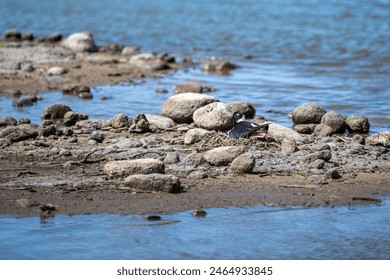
[144,114,176,130]
[41,103,72,120]
[48,66,67,76]
[229,153,255,173]
[366,132,390,147]
[0,124,39,142]
[227,102,256,118]
[39,125,57,137]
[161,92,218,123]
[193,102,234,131]
[351,134,365,145]
[62,85,92,99]
[326,169,341,179]
[76,119,109,129]
[62,31,98,52]
[311,143,331,151]
[18,118,31,125]
[121,46,140,56]
[129,114,150,133]
[4,29,21,41]
[281,139,297,155]
[21,62,34,72]
[0,116,17,127]
[104,159,165,178]
[155,88,168,94]
[173,82,203,94]
[181,153,204,167]
[304,150,332,163]
[99,42,124,53]
[13,95,38,107]
[164,152,180,164]
[320,111,346,134]
[291,102,326,124]
[124,174,182,193]
[201,57,238,74]
[293,124,317,134]
[63,111,88,127]
[309,159,325,169]
[129,53,170,71]
[346,116,370,134]
[187,171,208,179]
[21,32,34,41]
[104,138,142,153]
[203,146,242,166]
[184,128,212,144]
[109,114,129,129]
[46,33,62,42]
[89,131,104,143]
[268,123,305,141]
[313,123,336,137]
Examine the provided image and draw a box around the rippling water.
[1,199,389,260]
[1,0,390,260]
[1,0,390,132]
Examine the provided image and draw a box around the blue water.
[1,199,389,260]
[1,0,390,260]
[0,0,390,132]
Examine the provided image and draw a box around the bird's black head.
[232,111,245,123]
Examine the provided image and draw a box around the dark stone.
[63,111,88,127]
[18,118,31,125]
[99,42,125,53]
[4,29,21,41]
[45,32,62,42]
[201,58,238,74]
[321,111,346,134]
[293,124,317,134]
[129,114,150,133]
[62,85,92,99]
[0,116,17,127]
[346,116,370,134]
[89,131,105,143]
[173,82,203,94]
[41,103,72,120]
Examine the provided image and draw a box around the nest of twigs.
[193,131,276,152]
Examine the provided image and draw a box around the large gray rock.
[41,103,72,120]
[320,111,346,134]
[227,102,256,118]
[291,102,326,124]
[62,31,97,52]
[124,174,182,193]
[229,153,255,173]
[104,159,165,178]
[161,92,218,123]
[346,116,370,134]
[313,123,335,137]
[366,132,390,147]
[144,114,176,130]
[181,152,205,167]
[184,128,212,144]
[268,123,305,141]
[203,146,242,166]
[173,82,203,94]
[193,102,234,131]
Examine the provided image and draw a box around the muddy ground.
[1,38,390,216]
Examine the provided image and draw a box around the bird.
[227,111,271,140]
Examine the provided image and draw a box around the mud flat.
[1,31,390,216]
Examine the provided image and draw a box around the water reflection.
[1,199,389,260]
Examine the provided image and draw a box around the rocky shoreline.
[1,30,390,217]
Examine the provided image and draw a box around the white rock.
[62,31,97,52]
[203,146,242,166]
[268,123,305,142]
[144,114,176,130]
[104,159,165,178]
[184,128,212,144]
[193,102,234,131]
[366,132,390,147]
[47,66,67,76]
[161,92,218,123]
[124,173,181,193]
